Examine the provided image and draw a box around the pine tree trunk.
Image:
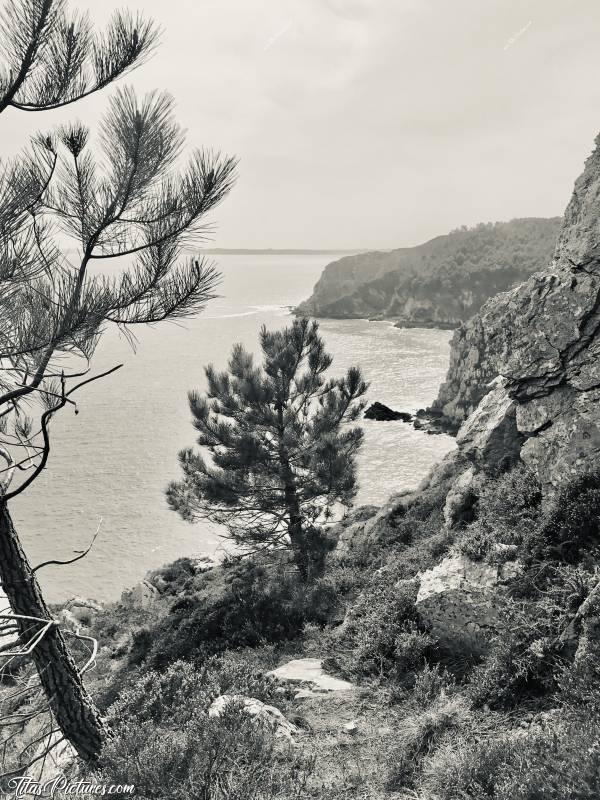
[285,488,309,581]
[275,404,311,580]
[0,502,109,762]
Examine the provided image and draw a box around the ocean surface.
[12,254,455,603]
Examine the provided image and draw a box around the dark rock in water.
[394,319,458,331]
[364,402,412,422]
[413,408,458,436]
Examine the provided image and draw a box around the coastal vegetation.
[297,217,561,327]
[65,132,600,793]
[50,460,600,799]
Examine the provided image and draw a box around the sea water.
[12,254,455,602]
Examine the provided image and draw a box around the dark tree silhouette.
[0,0,236,765]
[0,0,157,113]
[168,318,368,579]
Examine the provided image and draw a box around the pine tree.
[168,318,368,579]
[0,0,236,765]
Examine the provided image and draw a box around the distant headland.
[199,248,368,255]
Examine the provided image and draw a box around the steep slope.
[431,132,600,490]
[296,218,561,327]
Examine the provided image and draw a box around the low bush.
[420,731,517,799]
[457,464,542,563]
[458,468,600,568]
[411,663,457,708]
[323,474,453,600]
[385,694,475,790]
[559,652,600,715]
[420,712,600,800]
[107,654,282,724]
[495,715,600,800]
[133,558,337,668]
[98,655,314,799]
[379,483,450,551]
[323,574,435,680]
[151,557,199,596]
[466,609,559,709]
[463,562,600,711]
[538,472,600,563]
[101,701,313,800]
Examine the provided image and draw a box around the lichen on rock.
[416,552,522,654]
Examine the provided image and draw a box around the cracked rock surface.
[432,132,600,489]
[416,552,522,653]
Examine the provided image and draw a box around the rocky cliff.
[296,218,560,327]
[430,314,499,427]
[430,132,600,490]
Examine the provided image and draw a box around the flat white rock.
[268,658,356,698]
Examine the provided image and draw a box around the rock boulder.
[121,579,160,609]
[416,552,521,653]
[208,695,298,741]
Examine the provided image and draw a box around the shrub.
[494,715,600,800]
[394,628,437,675]
[151,557,199,596]
[97,656,314,799]
[420,713,600,800]
[323,474,453,599]
[385,695,475,790]
[467,618,558,709]
[538,472,600,563]
[411,663,457,708]
[388,526,455,581]
[559,653,600,716]
[379,487,448,550]
[463,561,600,710]
[420,732,516,799]
[324,575,435,680]
[100,703,313,800]
[128,627,154,665]
[457,464,542,563]
[136,558,337,668]
[106,656,282,729]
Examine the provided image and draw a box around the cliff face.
[432,133,600,490]
[431,314,501,426]
[297,249,411,313]
[296,219,561,327]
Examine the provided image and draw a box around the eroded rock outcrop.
[431,315,500,428]
[430,132,600,491]
[326,136,600,661]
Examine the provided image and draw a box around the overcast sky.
[4,0,600,249]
